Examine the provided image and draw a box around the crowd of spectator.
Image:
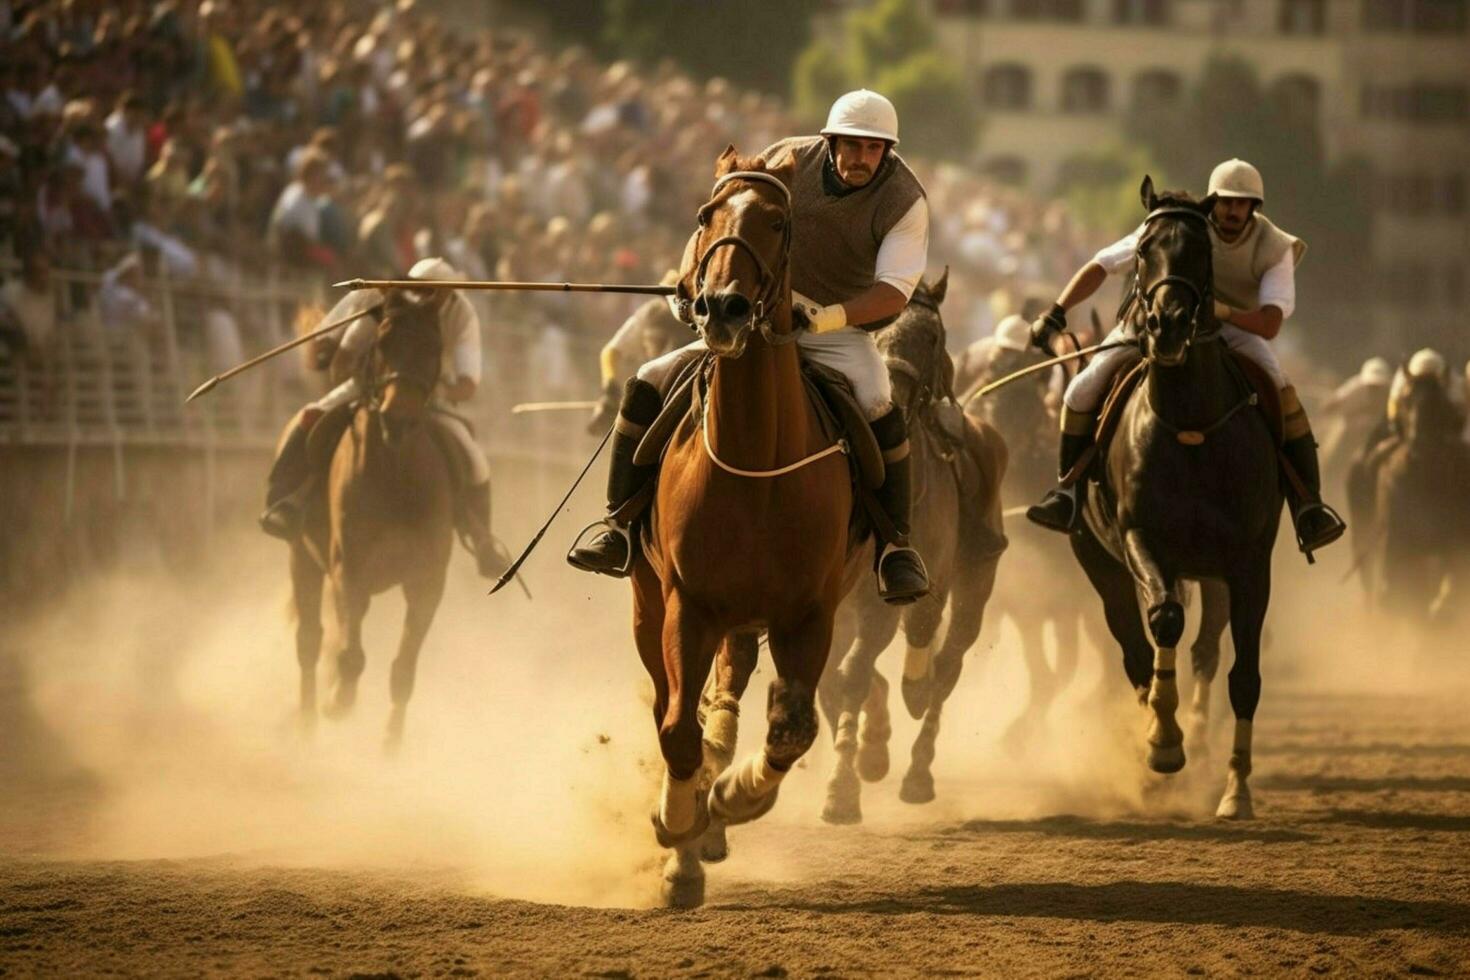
[0,0,1114,406]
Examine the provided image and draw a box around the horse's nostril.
[723,294,751,318]
[693,295,709,318]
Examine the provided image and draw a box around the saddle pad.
[1093,360,1148,455]
[800,359,885,491]
[1228,353,1283,446]
[633,355,704,468]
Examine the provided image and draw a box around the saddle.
[305,400,475,492]
[632,353,884,490]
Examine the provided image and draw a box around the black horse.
[1070,178,1281,820]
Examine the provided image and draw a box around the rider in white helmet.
[569,89,933,604]
[260,256,509,578]
[1027,159,1347,559]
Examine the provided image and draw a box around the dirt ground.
[3,480,1469,978]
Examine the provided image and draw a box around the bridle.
[1135,205,1214,345]
[686,169,797,347]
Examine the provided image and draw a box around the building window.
[935,0,991,14]
[983,64,1033,110]
[1133,69,1183,109]
[1360,82,1470,123]
[1061,67,1111,113]
[1114,0,1170,23]
[1273,74,1322,123]
[1279,0,1326,33]
[981,156,1029,185]
[1364,0,1468,32]
[1010,0,1085,21]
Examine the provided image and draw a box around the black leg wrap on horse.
[869,407,929,604]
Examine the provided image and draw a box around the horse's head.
[369,294,442,447]
[674,145,795,358]
[877,268,949,418]
[1135,176,1217,368]
[1396,363,1461,445]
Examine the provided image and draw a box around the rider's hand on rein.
[1029,303,1068,353]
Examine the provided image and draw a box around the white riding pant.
[637,326,893,418]
[1063,323,1289,414]
[432,409,491,485]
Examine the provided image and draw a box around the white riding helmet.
[1208,158,1265,204]
[820,89,900,145]
[408,256,463,281]
[1407,347,1447,381]
[1359,356,1392,386]
[993,314,1031,353]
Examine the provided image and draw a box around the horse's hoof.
[900,676,931,720]
[1148,600,1186,648]
[1216,790,1255,820]
[661,868,705,909]
[821,766,862,825]
[856,740,890,783]
[699,821,729,863]
[899,768,935,805]
[1147,742,1186,774]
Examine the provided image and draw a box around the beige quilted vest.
[1209,213,1306,310]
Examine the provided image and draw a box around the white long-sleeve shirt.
[875,197,930,301]
[1091,222,1296,318]
[313,289,482,412]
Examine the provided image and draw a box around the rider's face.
[1211,197,1256,239]
[831,137,889,187]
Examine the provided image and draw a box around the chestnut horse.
[633,147,865,907]
[289,300,455,750]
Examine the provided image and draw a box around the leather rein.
[687,170,799,348]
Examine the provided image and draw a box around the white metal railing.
[0,264,616,505]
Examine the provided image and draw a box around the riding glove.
[1029,303,1068,352]
[793,290,848,334]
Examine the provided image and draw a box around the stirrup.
[1291,501,1346,564]
[566,519,634,578]
[1026,484,1082,534]
[877,543,929,605]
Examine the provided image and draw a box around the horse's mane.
[1152,189,1203,208]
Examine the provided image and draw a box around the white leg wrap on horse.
[658,769,701,837]
[1151,647,1178,707]
[903,641,934,681]
[727,751,785,803]
[1231,719,1254,775]
[702,705,739,768]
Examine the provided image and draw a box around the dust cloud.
[5,464,1465,909]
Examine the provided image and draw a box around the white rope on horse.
[700,397,848,479]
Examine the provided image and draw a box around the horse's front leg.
[1219,561,1271,820]
[325,565,370,720]
[1189,579,1231,757]
[714,606,832,826]
[821,595,897,826]
[1123,528,1185,774]
[289,542,325,733]
[698,629,759,864]
[385,571,445,752]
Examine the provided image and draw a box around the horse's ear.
[1199,192,1218,216]
[715,144,740,178]
[1140,175,1156,211]
[929,266,949,305]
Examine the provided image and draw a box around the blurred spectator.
[105,92,148,187]
[0,249,57,358]
[268,149,339,273]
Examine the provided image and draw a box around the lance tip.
[184,377,217,404]
[333,278,366,289]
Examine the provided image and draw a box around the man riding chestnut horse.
[568,89,931,604]
[1027,158,1346,560]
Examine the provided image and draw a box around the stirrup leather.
[566,518,634,577]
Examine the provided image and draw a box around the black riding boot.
[871,407,930,605]
[568,378,664,577]
[1282,433,1347,559]
[1027,432,1093,534]
[460,481,510,579]
[259,419,313,540]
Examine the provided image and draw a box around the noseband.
[1136,206,1213,341]
[688,170,797,347]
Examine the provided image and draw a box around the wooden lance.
[333,278,678,296]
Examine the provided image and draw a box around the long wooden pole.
[961,341,1127,405]
[184,303,381,403]
[334,278,678,296]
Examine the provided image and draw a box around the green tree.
[791,0,978,160]
[601,0,823,95]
